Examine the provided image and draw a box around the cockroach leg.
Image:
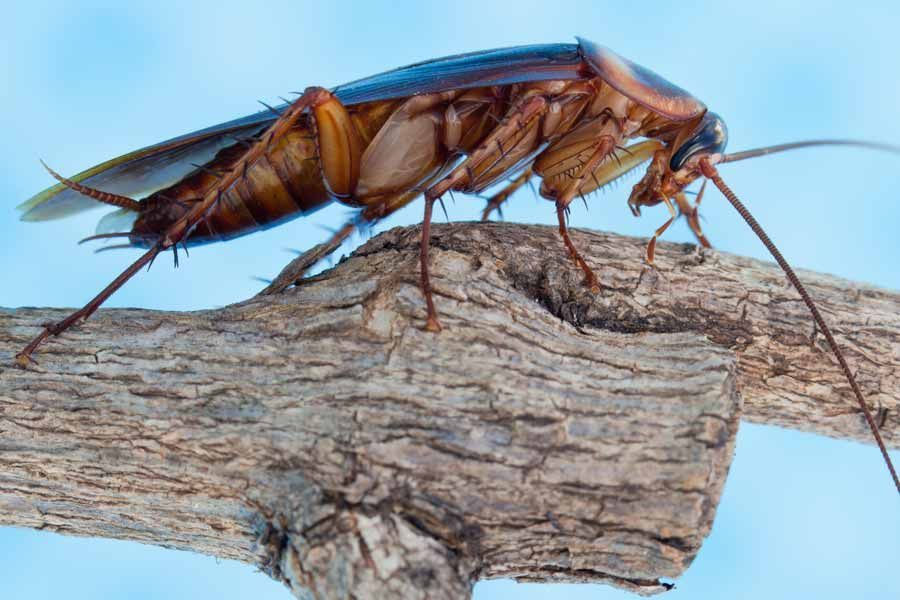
[261,185,432,296]
[415,96,550,330]
[163,87,333,247]
[481,168,533,221]
[674,181,712,248]
[554,135,617,209]
[16,244,162,367]
[555,202,600,292]
[645,195,677,264]
[17,87,334,364]
[548,135,619,292]
[420,193,442,332]
[427,95,548,200]
[259,220,357,296]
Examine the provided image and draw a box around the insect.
[16,38,899,494]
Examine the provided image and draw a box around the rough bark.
[0,223,897,598]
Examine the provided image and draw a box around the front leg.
[673,181,712,249]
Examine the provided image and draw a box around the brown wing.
[20,43,592,222]
[18,119,270,221]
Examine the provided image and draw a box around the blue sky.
[1,1,898,599]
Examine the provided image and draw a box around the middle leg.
[420,95,552,331]
[480,168,534,221]
[539,133,620,291]
[556,135,619,291]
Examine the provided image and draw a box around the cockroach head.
[670,112,728,173]
[627,112,727,214]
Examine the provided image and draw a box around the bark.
[0,223,897,598]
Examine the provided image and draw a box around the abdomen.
[131,99,402,245]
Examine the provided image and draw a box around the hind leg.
[259,187,426,296]
[259,220,359,296]
[16,87,336,365]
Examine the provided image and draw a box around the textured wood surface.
[1,223,897,598]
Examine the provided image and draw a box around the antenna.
[698,157,899,494]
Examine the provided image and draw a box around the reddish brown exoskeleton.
[17,38,900,493]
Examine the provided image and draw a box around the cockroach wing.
[26,40,696,223]
[18,119,273,222]
[332,43,586,104]
[95,208,139,235]
[19,43,589,223]
[577,38,706,122]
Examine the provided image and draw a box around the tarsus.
[18,88,328,364]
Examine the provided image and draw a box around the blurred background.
[1,1,898,599]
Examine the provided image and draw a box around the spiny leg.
[15,244,161,367]
[16,87,333,365]
[258,220,358,296]
[480,168,534,221]
[555,204,599,292]
[552,135,618,291]
[645,195,677,264]
[420,193,441,332]
[673,180,712,248]
[259,188,425,296]
[426,95,548,200]
[161,87,335,245]
[418,95,550,331]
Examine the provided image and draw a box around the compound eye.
[670,113,728,171]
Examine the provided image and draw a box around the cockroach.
[16,38,900,494]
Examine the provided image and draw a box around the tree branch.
[1,223,896,598]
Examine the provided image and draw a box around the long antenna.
[722,139,900,164]
[698,158,900,494]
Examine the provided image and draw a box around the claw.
[424,316,443,333]
[15,352,37,369]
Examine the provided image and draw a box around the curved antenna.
[698,157,900,495]
[721,139,900,164]
[41,160,142,212]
